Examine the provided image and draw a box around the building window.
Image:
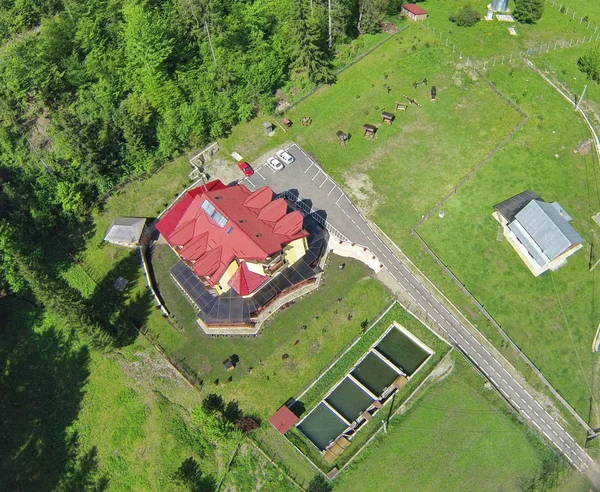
[226,226,234,235]
[238,219,246,223]
[214,196,222,200]
[255,233,262,238]
[201,199,228,228]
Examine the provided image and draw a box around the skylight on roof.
[201,199,228,228]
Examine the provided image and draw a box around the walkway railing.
[278,190,350,242]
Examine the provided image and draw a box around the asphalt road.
[242,143,599,481]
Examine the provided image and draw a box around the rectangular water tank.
[491,0,509,11]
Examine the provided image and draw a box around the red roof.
[269,405,299,434]
[228,262,269,296]
[402,3,427,15]
[157,180,309,293]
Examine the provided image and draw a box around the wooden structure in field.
[381,111,395,124]
[363,124,377,138]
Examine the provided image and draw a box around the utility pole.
[205,19,217,66]
[328,0,333,49]
[575,84,588,111]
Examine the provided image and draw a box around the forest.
[0,0,400,344]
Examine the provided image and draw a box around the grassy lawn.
[285,303,451,472]
[335,352,590,491]
[0,298,293,491]
[418,61,600,423]
[534,42,600,110]
[416,0,594,60]
[152,245,393,418]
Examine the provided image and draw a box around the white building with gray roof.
[104,217,147,248]
[493,191,584,276]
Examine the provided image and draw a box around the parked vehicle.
[267,156,284,172]
[276,149,294,165]
[237,161,254,176]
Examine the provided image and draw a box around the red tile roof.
[402,3,428,15]
[269,405,299,434]
[157,180,309,292]
[228,262,269,296]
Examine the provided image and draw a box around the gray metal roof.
[508,200,583,265]
[104,217,146,244]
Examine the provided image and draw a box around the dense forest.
[0,0,401,344]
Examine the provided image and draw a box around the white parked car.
[276,149,294,165]
[267,156,284,172]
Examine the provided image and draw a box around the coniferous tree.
[513,0,544,24]
[290,1,336,85]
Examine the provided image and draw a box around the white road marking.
[304,162,314,174]
[327,184,337,196]
[255,169,266,180]
[319,176,329,188]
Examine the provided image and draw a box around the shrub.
[513,0,544,24]
[449,4,482,27]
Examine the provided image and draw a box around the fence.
[278,189,350,242]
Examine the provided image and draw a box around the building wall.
[215,260,240,294]
[283,237,308,266]
[402,9,427,21]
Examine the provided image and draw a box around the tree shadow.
[0,298,97,491]
[84,250,156,347]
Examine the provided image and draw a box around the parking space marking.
[319,176,329,188]
[255,169,266,180]
[304,162,315,174]
[327,184,337,196]
[312,169,321,181]
[246,179,256,188]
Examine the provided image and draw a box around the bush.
[449,4,482,27]
[513,0,544,24]
[577,47,600,83]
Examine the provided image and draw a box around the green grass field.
[416,0,595,60]
[335,353,590,491]
[418,60,600,423]
[0,297,294,491]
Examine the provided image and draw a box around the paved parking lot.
[241,143,372,244]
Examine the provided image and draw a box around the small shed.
[401,3,428,21]
[431,86,437,101]
[269,405,299,434]
[262,121,275,136]
[381,111,395,124]
[104,217,147,248]
[282,117,292,128]
[363,124,377,138]
[223,357,236,371]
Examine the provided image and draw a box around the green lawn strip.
[335,352,587,492]
[417,62,600,422]
[285,303,450,472]
[252,426,319,489]
[417,0,592,60]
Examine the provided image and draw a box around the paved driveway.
[242,143,598,480]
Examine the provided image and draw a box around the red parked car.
[238,161,254,176]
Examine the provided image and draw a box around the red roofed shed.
[402,3,428,21]
[269,405,299,434]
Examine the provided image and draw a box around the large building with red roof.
[157,180,310,297]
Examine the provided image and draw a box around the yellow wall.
[283,237,308,266]
[216,260,240,293]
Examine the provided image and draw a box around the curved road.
[243,144,599,483]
